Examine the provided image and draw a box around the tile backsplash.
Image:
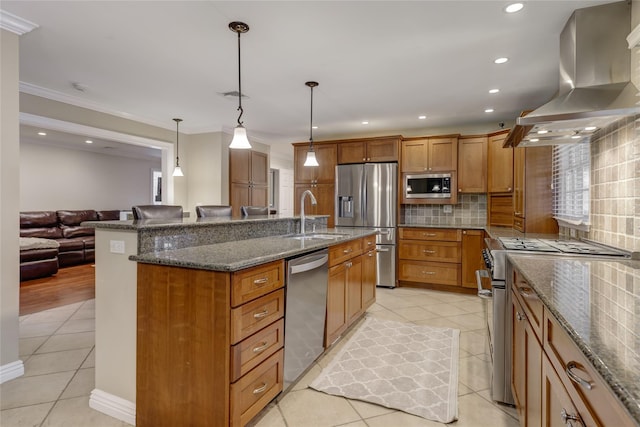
[401,194,487,226]
[563,115,640,253]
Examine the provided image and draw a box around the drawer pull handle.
[253,309,269,319]
[566,361,592,390]
[422,250,436,254]
[560,408,583,426]
[252,342,269,353]
[423,233,437,237]
[343,248,353,254]
[422,271,436,275]
[519,287,534,298]
[252,382,268,394]
[346,261,353,268]
[253,278,269,285]
[516,311,525,321]
[368,252,374,257]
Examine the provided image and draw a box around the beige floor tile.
[413,317,464,330]
[56,318,95,334]
[278,389,361,426]
[82,348,95,369]
[0,401,54,426]
[393,306,441,322]
[290,362,322,392]
[458,383,474,396]
[60,368,95,399]
[364,410,444,426]
[458,356,491,392]
[19,321,64,338]
[453,393,520,427]
[44,396,132,426]
[442,313,486,331]
[68,306,95,321]
[451,299,485,314]
[348,398,396,419]
[422,303,469,317]
[20,306,77,325]
[458,330,487,355]
[336,421,368,427]
[366,308,406,322]
[476,388,519,420]
[19,336,47,357]
[37,332,95,354]
[24,348,91,377]
[0,371,74,410]
[252,403,286,427]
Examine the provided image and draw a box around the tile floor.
[1,287,520,427]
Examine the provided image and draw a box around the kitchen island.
[85,215,375,426]
[507,253,640,427]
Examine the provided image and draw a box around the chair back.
[241,206,269,216]
[132,205,183,219]
[195,205,232,218]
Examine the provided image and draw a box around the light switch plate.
[110,240,125,254]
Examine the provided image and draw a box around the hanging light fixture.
[304,81,319,167]
[228,21,252,149]
[172,118,184,177]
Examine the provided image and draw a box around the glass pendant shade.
[229,124,251,149]
[304,150,319,166]
[172,166,184,177]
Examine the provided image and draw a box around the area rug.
[310,317,459,423]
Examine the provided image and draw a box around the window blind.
[551,143,590,227]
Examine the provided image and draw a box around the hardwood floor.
[20,263,95,315]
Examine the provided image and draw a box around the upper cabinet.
[337,136,400,164]
[458,135,487,193]
[294,143,337,184]
[401,136,458,173]
[487,130,513,193]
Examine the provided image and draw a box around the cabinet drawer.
[230,318,284,383]
[231,289,285,345]
[399,241,461,263]
[231,260,285,307]
[512,269,543,342]
[399,227,461,242]
[329,238,363,266]
[363,234,377,252]
[230,348,284,427]
[398,260,460,286]
[543,310,632,427]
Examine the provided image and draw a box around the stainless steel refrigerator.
[335,163,397,288]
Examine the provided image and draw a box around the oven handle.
[475,270,493,299]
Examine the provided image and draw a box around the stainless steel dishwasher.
[284,248,329,390]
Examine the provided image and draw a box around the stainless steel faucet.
[300,190,317,234]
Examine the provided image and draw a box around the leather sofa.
[19,209,121,281]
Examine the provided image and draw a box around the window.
[551,143,590,228]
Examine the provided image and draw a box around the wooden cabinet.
[541,355,584,427]
[337,136,399,164]
[398,227,462,288]
[461,229,484,289]
[230,150,269,216]
[136,259,285,427]
[487,130,513,193]
[294,143,337,184]
[401,136,458,173]
[294,184,335,228]
[512,146,558,234]
[361,247,376,311]
[458,136,487,193]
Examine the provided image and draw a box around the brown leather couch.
[19,209,121,281]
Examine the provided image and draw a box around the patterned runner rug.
[310,317,460,423]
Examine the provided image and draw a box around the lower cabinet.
[541,354,583,427]
[461,229,485,288]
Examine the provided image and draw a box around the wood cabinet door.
[542,355,584,427]
[345,255,363,325]
[361,249,376,310]
[513,147,525,218]
[326,263,347,347]
[401,139,428,172]
[294,145,316,183]
[367,139,398,162]
[250,185,269,209]
[428,137,457,171]
[231,183,250,217]
[251,151,269,186]
[458,136,487,193]
[488,132,513,192]
[294,184,335,228]
[230,149,251,184]
[461,230,484,288]
[314,144,337,183]
[338,141,366,164]
[512,294,527,422]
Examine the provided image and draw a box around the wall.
[184,132,224,215]
[0,28,22,380]
[401,194,487,226]
[20,142,161,211]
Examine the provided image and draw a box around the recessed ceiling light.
[584,126,597,131]
[418,115,427,120]
[537,130,549,134]
[38,132,47,136]
[361,121,369,125]
[484,108,494,113]
[85,140,93,144]
[489,89,500,94]
[312,126,318,130]
[530,138,539,142]
[571,135,581,139]
[494,57,509,64]
[505,3,524,13]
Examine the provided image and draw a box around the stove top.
[497,237,560,252]
[496,237,628,257]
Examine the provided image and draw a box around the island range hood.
[514,1,639,147]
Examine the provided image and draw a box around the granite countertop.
[507,254,640,424]
[130,227,376,272]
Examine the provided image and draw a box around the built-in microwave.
[404,173,452,199]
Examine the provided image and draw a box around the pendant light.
[304,81,319,167]
[228,21,252,149]
[172,118,184,177]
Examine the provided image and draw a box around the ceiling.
[3,0,617,159]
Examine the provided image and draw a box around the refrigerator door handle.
[377,247,391,252]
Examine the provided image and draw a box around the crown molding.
[0,10,38,35]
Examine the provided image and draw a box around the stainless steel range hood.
[514,1,639,147]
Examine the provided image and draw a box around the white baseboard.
[0,360,24,384]
[89,388,136,426]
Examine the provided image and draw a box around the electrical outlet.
[443,205,453,214]
[110,240,125,254]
